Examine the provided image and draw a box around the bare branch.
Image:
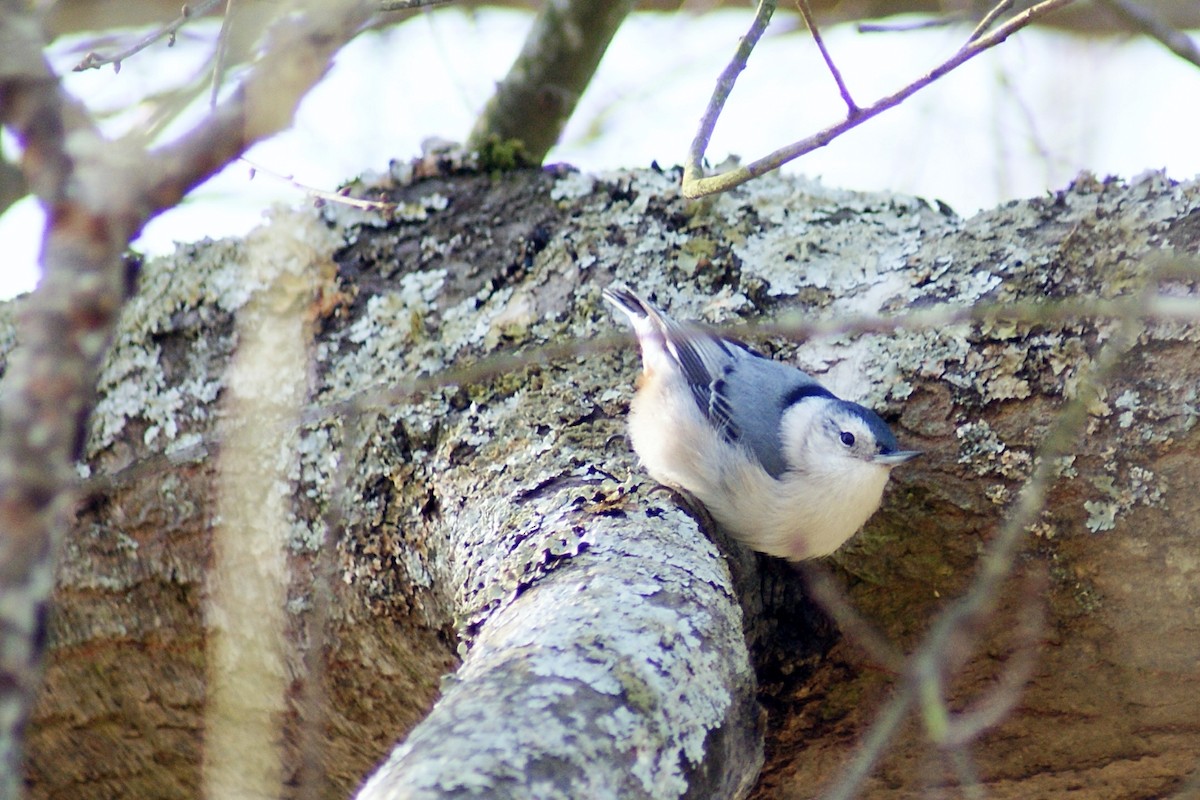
[466,0,633,164]
[0,4,373,794]
[817,260,1162,799]
[203,232,314,799]
[858,16,965,33]
[312,281,1200,434]
[241,157,400,213]
[378,0,455,10]
[683,0,775,189]
[209,0,237,107]
[25,163,1190,796]
[795,0,857,113]
[37,0,1200,41]
[0,8,109,794]
[145,1,374,218]
[820,688,916,800]
[799,563,903,672]
[79,267,1200,552]
[1098,0,1200,68]
[295,415,366,800]
[72,0,224,72]
[682,0,1076,199]
[935,571,1046,748]
[967,0,1016,44]
[946,747,986,800]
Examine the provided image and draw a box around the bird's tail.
[603,285,649,318]
[602,285,671,333]
[603,285,677,378]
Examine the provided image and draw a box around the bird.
[602,284,919,560]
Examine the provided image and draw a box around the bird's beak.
[874,450,922,467]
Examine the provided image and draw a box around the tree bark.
[0,5,378,796]
[466,0,634,164]
[12,164,1200,798]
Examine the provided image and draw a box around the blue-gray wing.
[604,286,744,440]
[715,355,833,477]
[669,328,831,478]
[603,285,831,478]
[661,324,742,442]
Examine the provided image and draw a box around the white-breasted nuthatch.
[603,285,920,560]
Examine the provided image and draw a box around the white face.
[822,411,884,464]
[780,398,886,476]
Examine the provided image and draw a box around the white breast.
[627,375,891,560]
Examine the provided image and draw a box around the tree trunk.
[14,164,1200,798]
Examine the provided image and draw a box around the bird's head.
[782,396,921,483]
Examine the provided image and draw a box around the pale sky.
[2,9,1197,299]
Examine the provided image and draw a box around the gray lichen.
[10,160,1200,799]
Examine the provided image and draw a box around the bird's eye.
[839,431,856,447]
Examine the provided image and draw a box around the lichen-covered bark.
[358,492,759,799]
[7,164,1199,798]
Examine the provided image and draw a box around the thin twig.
[967,0,1016,44]
[209,0,237,108]
[858,16,965,33]
[757,286,1200,345]
[683,0,776,189]
[465,0,634,164]
[74,0,224,72]
[0,8,101,792]
[146,2,375,215]
[818,264,1160,800]
[1098,0,1200,69]
[792,0,859,113]
[315,291,1200,431]
[795,0,857,113]
[934,569,1048,748]
[240,158,398,213]
[682,0,1076,199]
[946,747,986,800]
[799,563,904,672]
[379,0,455,10]
[80,270,1200,521]
[204,246,310,798]
[822,689,916,800]
[2,3,373,793]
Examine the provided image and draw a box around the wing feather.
[605,285,818,476]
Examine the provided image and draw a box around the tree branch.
[967,0,1015,43]
[0,7,110,795]
[40,0,1200,42]
[72,0,225,72]
[0,3,373,795]
[379,0,455,10]
[1097,0,1200,68]
[203,220,317,799]
[683,0,775,190]
[799,563,903,673]
[241,157,402,213]
[795,0,857,113]
[682,0,1076,199]
[816,263,1158,800]
[145,1,374,225]
[76,279,1200,509]
[466,0,634,163]
[356,489,762,799]
[18,164,1200,798]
